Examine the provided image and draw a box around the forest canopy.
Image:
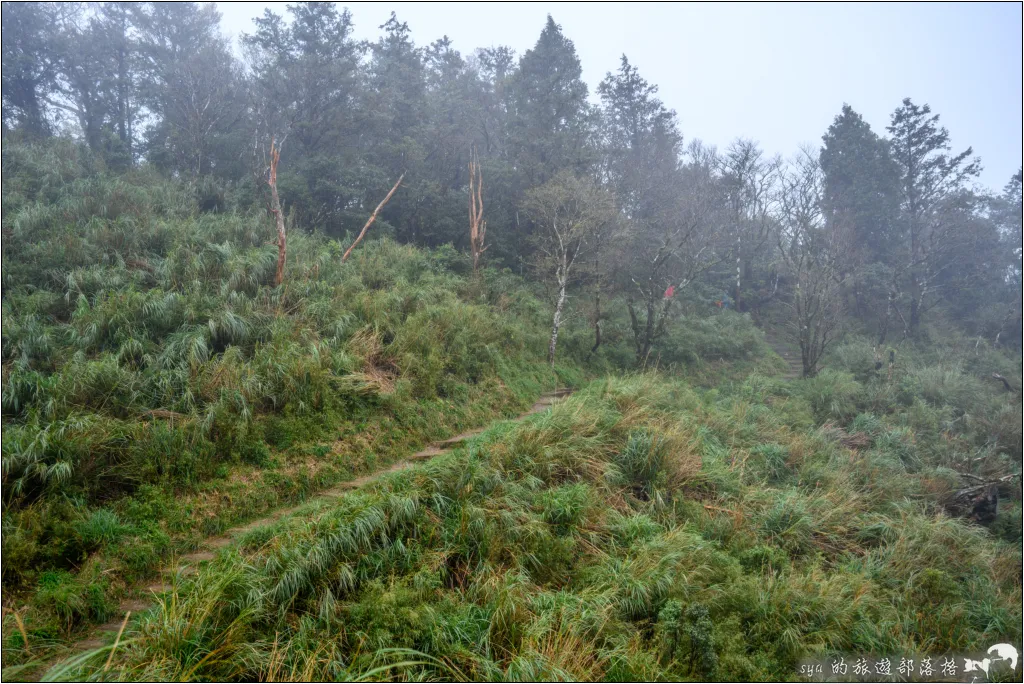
[2,2,1020,367]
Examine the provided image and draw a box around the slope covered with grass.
[1,142,576,640]
[2,140,1019,681]
[31,375,1021,681]
[0,141,776,668]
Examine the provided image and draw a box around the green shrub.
[828,338,879,382]
[538,483,592,534]
[74,509,131,550]
[751,443,791,483]
[608,512,664,547]
[875,427,920,472]
[849,413,883,438]
[906,365,986,415]
[658,311,769,367]
[31,570,113,632]
[682,603,719,677]
[796,370,863,423]
[607,429,668,500]
[739,544,790,574]
[989,501,1022,544]
[759,494,814,554]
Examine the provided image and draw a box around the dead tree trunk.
[733,234,742,311]
[549,265,568,367]
[991,373,1021,397]
[469,149,488,272]
[267,138,286,287]
[342,173,405,263]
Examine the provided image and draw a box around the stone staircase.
[761,328,803,381]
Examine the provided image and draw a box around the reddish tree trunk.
[469,149,488,272]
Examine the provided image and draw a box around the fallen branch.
[703,504,743,525]
[953,472,1019,497]
[991,373,1020,396]
[947,473,1021,523]
[342,173,405,263]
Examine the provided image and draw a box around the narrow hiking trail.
[760,327,802,381]
[51,389,573,661]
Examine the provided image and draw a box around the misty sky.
[216,2,1023,193]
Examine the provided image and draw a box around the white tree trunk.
[548,278,568,366]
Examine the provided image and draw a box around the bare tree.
[720,139,782,312]
[341,173,405,263]
[468,147,488,272]
[776,149,848,377]
[582,207,627,356]
[624,141,726,364]
[523,172,617,366]
[266,137,286,286]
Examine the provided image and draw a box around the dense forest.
[1,3,1021,682]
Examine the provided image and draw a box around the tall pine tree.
[887,98,980,332]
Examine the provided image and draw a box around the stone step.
[434,434,473,448]
[408,445,445,461]
[96,619,128,634]
[73,637,108,650]
[119,599,151,613]
[180,550,216,564]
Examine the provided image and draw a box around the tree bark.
[733,234,743,312]
[469,150,487,272]
[342,173,405,263]
[267,139,286,286]
[907,187,922,333]
[549,276,567,366]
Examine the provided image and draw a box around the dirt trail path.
[60,389,573,656]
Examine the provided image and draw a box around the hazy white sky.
[216,2,1023,192]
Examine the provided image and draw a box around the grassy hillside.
[1,141,1020,681]
[0,142,764,669]
[27,374,1024,682]
[1,143,569,626]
